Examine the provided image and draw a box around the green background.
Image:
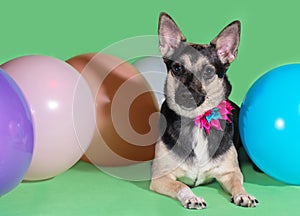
[1,0,300,215]
[1,0,300,105]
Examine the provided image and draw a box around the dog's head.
[159,12,240,118]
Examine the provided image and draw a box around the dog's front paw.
[231,194,259,207]
[182,196,207,210]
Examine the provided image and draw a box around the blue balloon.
[0,68,34,196]
[240,64,300,185]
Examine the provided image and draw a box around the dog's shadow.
[132,180,151,191]
[238,148,287,187]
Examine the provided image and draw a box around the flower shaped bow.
[194,100,234,135]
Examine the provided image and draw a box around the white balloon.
[2,55,95,181]
[133,56,167,107]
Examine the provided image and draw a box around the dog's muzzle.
[175,85,206,110]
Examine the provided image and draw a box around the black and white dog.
[150,12,258,209]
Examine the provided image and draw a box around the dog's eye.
[204,65,215,74]
[171,62,184,75]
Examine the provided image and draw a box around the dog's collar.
[194,100,233,135]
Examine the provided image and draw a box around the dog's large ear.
[211,21,241,64]
[158,12,186,58]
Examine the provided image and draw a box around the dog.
[150,12,258,209]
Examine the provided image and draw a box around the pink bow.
[194,100,234,135]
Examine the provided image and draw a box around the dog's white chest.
[177,127,215,186]
[192,127,210,163]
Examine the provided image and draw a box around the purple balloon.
[0,68,34,196]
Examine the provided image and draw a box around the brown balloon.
[66,53,159,166]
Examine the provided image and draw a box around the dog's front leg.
[215,148,259,207]
[217,168,258,207]
[150,174,207,209]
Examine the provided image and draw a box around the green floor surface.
[1,156,299,216]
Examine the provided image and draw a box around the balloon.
[1,55,95,181]
[239,64,300,185]
[133,56,167,107]
[66,53,159,167]
[0,68,34,196]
